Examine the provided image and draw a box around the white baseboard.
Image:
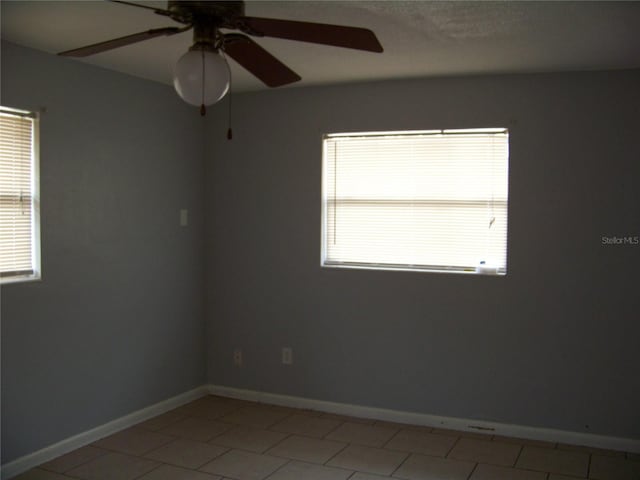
[208,384,640,454]
[1,386,209,480]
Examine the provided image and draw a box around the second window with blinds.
[321,129,509,274]
[1,107,40,284]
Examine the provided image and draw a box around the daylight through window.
[321,129,509,274]
[0,107,40,283]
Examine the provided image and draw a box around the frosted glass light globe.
[173,49,230,106]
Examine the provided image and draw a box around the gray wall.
[2,38,638,466]
[1,42,206,463]
[205,70,640,439]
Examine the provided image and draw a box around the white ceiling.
[2,1,640,92]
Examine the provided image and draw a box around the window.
[321,129,509,274]
[1,107,40,283]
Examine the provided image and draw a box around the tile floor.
[13,395,640,480]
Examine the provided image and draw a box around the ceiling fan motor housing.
[168,1,245,51]
[167,1,245,28]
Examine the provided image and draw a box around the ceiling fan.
[59,0,383,114]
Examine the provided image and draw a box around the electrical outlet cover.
[233,349,242,366]
[282,347,292,365]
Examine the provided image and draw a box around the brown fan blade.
[223,34,301,88]
[59,27,184,57]
[239,17,383,53]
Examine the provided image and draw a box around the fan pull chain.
[222,51,233,140]
[226,54,233,140]
[200,48,206,116]
[227,88,233,140]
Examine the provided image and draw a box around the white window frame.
[321,128,509,275]
[0,106,41,284]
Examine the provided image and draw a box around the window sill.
[321,263,506,276]
[0,274,42,285]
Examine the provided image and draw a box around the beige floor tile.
[199,449,287,480]
[448,437,521,467]
[186,396,239,408]
[217,397,261,410]
[548,475,587,480]
[40,446,108,473]
[270,414,342,438]
[393,453,475,480]
[12,469,71,480]
[19,395,636,480]
[557,443,626,457]
[469,463,547,480]
[590,454,640,480]
[92,428,175,456]
[210,425,288,453]
[266,434,347,464]
[516,446,589,477]
[176,397,241,420]
[144,438,227,469]
[374,421,432,432]
[430,427,493,440]
[289,408,324,417]
[219,406,291,429]
[294,409,327,417]
[267,460,353,480]
[159,417,232,442]
[325,422,398,448]
[172,404,201,416]
[350,473,392,480]
[137,411,187,431]
[138,465,222,480]
[257,403,320,416]
[66,452,160,480]
[327,444,408,476]
[384,429,457,457]
[320,413,376,424]
[492,435,556,449]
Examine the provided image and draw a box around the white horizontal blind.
[322,129,509,273]
[0,108,38,280]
